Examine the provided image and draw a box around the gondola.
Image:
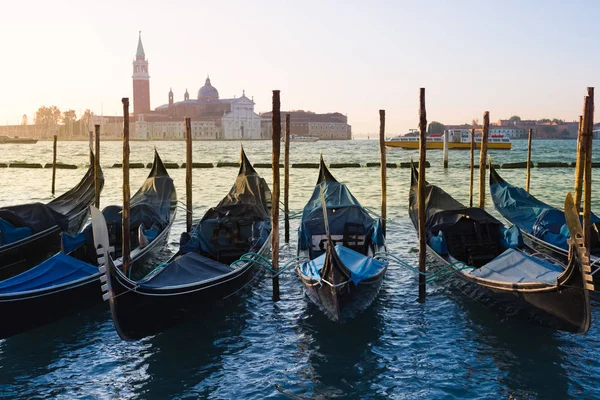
[409,165,593,333]
[100,148,271,341]
[297,157,387,322]
[0,150,176,339]
[0,154,103,280]
[490,164,600,271]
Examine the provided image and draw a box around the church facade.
[132,34,263,140]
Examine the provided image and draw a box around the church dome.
[198,76,219,100]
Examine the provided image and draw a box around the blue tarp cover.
[0,217,32,245]
[490,178,600,250]
[141,252,234,288]
[298,181,383,258]
[0,253,97,293]
[469,248,563,285]
[300,244,387,285]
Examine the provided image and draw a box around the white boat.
[385,129,511,150]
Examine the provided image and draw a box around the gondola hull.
[101,148,272,340]
[0,275,102,339]
[426,248,589,333]
[0,208,89,281]
[300,267,385,323]
[409,164,591,333]
[0,224,173,339]
[0,150,175,339]
[104,247,267,341]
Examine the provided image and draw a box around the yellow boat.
[385,129,512,150]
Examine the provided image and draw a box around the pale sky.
[0,0,598,136]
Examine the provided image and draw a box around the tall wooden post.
[442,130,449,168]
[284,113,291,243]
[418,88,427,302]
[379,109,387,236]
[574,115,585,211]
[51,135,57,195]
[583,88,594,254]
[185,117,193,233]
[121,98,131,275]
[526,128,533,192]
[271,90,281,301]
[478,112,490,208]
[94,125,101,208]
[89,130,93,165]
[469,128,475,207]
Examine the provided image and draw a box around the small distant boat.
[100,148,272,340]
[386,129,511,150]
[290,135,319,142]
[408,164,592,333]
[0,150,176,339]
[0,155,102,280]
[489,165,600,272]
[0,135,37,144]
[297,157,387,322]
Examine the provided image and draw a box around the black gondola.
[296,157,387,322]
[490,164,600,271]
[0,154,103,280]
[100,148,272,341]
[0,150,176,339]
[409,165,593,333]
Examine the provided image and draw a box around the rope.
[176,202,193,215]
[374,251,474,284]
[229,252,308,277]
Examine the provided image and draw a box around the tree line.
[33,106,95,138]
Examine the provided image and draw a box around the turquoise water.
[0,139,599,399]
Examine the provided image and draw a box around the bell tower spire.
[132,31,151,115]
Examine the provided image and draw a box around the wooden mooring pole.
[89,130,94,165]
[284,113,290,243]
[122,98,131,275]
[442,130,449,169]
[379,109,387,236]
[418,89,427,302]
[271,90,281,301]
[51,135,57,195]
[94,125,101,208]
[526,128,533,192]
[478,112,490,208]
[185,117,193,233]
[583,87,594,254]
[469,128,475,207]
[574,115,585,211]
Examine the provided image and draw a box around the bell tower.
[132,31,151,115]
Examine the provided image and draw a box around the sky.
[0,0,598,136]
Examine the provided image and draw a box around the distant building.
[490,126,526,139]
[260,111,351,140]
[127,33,262,140]
[153,80,261,139]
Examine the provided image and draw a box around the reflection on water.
[1,139,600,398]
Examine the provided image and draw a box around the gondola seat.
[443,218,502,268]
